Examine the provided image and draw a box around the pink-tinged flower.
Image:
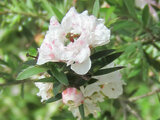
[62,87,84,107]
[68,84,104,119]
[37,7,110,75]
[35,82,53,102]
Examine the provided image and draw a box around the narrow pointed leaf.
[23,59,36,66]
[53,81,63,96]
[40,0,54,17]
[142,5,150,27]
[17,66,48,80]
[93,66,124,76]
[45,93,62,103]
[79,104,85,120]
[92,0,99,17]
[87,78,98,84]
[52,6,64,21]
[144,51,160,71]
[51,67,69,86]
[0,59,9,67]
[91,49,115,60]
[35,77,55,82]
[123,0,138,20]
[157,93,160,103]
[91,52,123,72]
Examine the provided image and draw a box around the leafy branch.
[0,10,49,21]
[129,88,160,102]
[0,79,34,87]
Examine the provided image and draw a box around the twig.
[129,88,160,102]
[119,98,127,120]
[126,104,143,120]
[0,79,35,87]
[0,10,49,21]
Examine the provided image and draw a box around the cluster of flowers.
[35,7,124,119]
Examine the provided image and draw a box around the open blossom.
[95,71,124,98]
[37,7,110,75]
[69,83,104,119]
[94,63,125,98]
[62,87,84,107]
[35,82,53,102]
[68,63,124,119]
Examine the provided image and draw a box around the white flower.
[62,87,84,107]
[68,84,104,119]
[35,82,53,102]
[68,63,125,119]
[68,107,81,120]
[80,84,104,118]
[69,84,104,120]
[94,64,125,99]
[37,7,110,75]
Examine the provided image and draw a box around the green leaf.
[40,0,64,21]
[35,77,55,82]
[45,93,62,103]
[100,7,115,22]
[91,52,123,72]
[93,66,124,76]
[142,5,150,27]
[87,78,98,85]
[144,51,160,71]
[40,0,54,17]
[67,73,86,87]
[51,67,69,86]
[79,104,85,120]
[52,6,64,21]
[123,0,137,19]
[23,60,36,66]
[53,81,63,96]
[92,0,99,17]
[0,59,9,67]
[16,66,48,80]
[91,49,115,60]
[157,93,160,103]
[28,47,37,57]
[128,69,141,78]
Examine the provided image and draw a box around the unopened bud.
[62,87,84,107]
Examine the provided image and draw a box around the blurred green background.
[0,0,160,120]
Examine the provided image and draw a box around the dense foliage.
[0,0,160,120]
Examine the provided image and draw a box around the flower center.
[67,100,75,106]
[65,33,80,45]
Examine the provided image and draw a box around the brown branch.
[126,104,143,120]
[119,98,127,120]
[129,88,160,102]
[0,79,35,87]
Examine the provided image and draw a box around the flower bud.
[62,87,84,107]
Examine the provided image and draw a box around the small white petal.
[71,58,91,75]
[35,82,53,102]
[82,83,101,97]
[92,24,110,47]
[101,81,123,98]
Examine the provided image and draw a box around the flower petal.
[101,81,123,98]
[71,58,91,75]
[92,23,110,47]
